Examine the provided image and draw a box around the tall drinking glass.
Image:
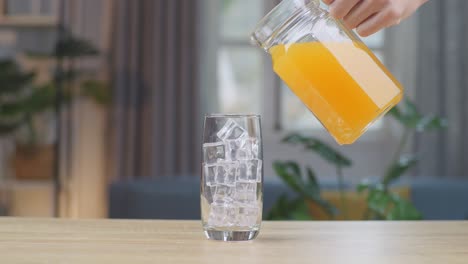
[201,114,263,241]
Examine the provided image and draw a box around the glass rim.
[205,113,261,118]
[250,0,319,50]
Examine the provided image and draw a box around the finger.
[356,6,402,37]
[322,0,334,5]
[343,0,385,29]
[329,0,361,19]
[400,0,428,20]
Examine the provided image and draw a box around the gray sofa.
[109,177,468,220]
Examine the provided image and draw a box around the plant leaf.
[282,133,307,144]
[80,79,111,105]
[383,155,418,186]
[304,138,352,167]
[364,186,423,220]
[416,116,447,132]
[390,99,446,133]
[55,37,99,58]
[357,181,371,193]
[0,101,27,116]
[272,161,304,194]
[288,198,314,220]
[0,59,35,95]
[282,133,352,167]
[266,194,290,220]
[388,106,403,121]
[54,69,81,82]
[24,84,57,114]
[305,166,319,192]
[403,99,420,119]
[367,188,392,216]
[266,194,314,220]
[302,166,337,216]
[272,161,337,217]
[389,99,421,127]
[282,161,301,179]
[387,194,422,220]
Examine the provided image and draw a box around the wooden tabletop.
[1,218,468,264]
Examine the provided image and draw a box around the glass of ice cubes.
[201,114,263,241]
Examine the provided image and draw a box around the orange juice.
[270,41,403,144]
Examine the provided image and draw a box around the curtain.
[111,0,200,180]
[414,0,468,177]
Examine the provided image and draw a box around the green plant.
[50,34,110,106]
[267,134,352,220]
[357,99,446,220]
[80,79,111,106]
[0,60,55,145]
[28,34,110,106]
[0,60,34,135]
[0,34,110,146]
[268,161,337,220]
[55,37,99,58]
[269,98,446,221]
[282,133,353,219]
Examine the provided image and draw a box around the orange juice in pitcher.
[251,0,403,144]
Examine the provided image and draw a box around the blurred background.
[0,0,467,221]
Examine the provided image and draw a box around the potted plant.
[0,33,109,181]
[0,60,55,180]
[268,98,446,221]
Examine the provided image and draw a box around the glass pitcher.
[251,0,403,145]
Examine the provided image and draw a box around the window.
[0,0,58,25]
[5,0,57,16]
[217,0,386,133]
[217,0,263,114]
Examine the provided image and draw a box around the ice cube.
[208,201,238,227]
[236,160,262,182]
[224,162,238,186]
[212,184,236,203]
[225,139,251,160]
[236,149,251,160]
[236,162,249,182]
[235,181,256,193]
[215,161,237,186]
[208,203,224,226]
[237,204,259,227]
[235,181,257,204]
[203,142,226,164]
[248,159,262,182]
[207,185,217,204]
[224,204,238,226]
[244,138,260,159]
[204,164,217,186]
[235,188,256,204]
[216,119,247,141]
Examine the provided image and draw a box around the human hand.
[322,0,428,37]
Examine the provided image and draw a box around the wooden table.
[1,218,468,263]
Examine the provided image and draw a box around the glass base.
[204,229,259,241]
